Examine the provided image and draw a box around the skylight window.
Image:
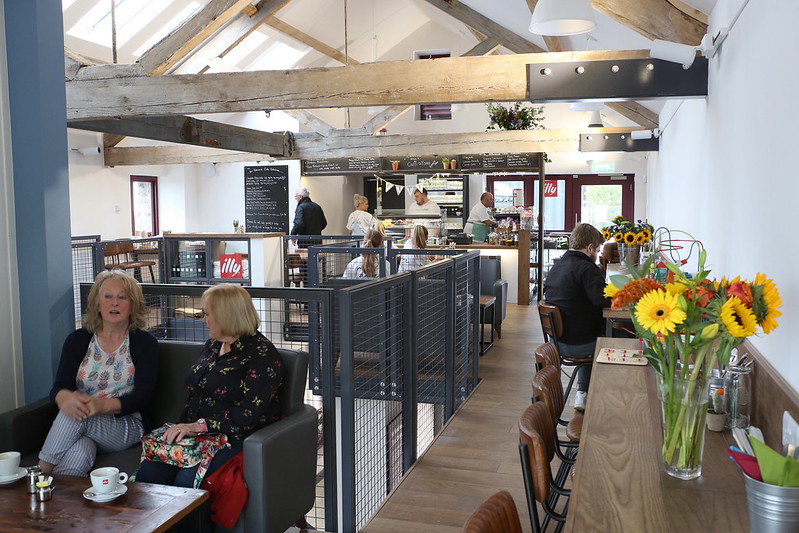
[220,31,269,68]
[132,2,203,58]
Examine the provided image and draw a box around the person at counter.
[346,194,376,236]
[463,192,496,234]
[291,188,327,246]
[543,223,610,411]
[406,187,440,215]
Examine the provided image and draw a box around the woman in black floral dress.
[136,284,283,488]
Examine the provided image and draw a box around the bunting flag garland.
[385,182,394,193]
[395,185,404,195]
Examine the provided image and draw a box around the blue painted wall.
[5,1,74,401]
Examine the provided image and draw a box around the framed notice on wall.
[244,165,289,233]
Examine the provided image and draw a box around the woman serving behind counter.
[346,194,376,236]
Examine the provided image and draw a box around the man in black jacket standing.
[291,187,327,246]
[543,223,610,411]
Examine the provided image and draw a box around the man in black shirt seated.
[543,223,610,411]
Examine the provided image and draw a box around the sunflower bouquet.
[602,215,654,245]
[604,247,782,479]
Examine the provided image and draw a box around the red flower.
[727,281,754,308]
[686,282,715,308]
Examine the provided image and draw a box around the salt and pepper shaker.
[25,466,41,494]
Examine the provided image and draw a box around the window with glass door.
[487,173,634,232]
[130,175,159,236]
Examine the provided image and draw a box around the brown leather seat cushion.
[566,413,583,442]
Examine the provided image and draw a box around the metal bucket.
[743,473,799,532]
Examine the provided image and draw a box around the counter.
[447,241,527,304]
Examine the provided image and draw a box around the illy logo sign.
[220,254,243,279]
[544,181,558,197]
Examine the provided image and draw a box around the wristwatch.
[197,418,207,432]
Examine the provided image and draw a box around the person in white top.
[343,230,391,279]
[464,192,497,234]
[346,194,376,236]
[406,188,440,215]
[398,225,432,273]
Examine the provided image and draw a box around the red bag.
[200,452,248,528]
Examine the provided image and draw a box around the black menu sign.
[303,157,382,174]
[244,165,289,233]
[460,153,541,171]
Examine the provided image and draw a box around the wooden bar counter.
[565,337,749,532]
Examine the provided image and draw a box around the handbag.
[140,423,230,488]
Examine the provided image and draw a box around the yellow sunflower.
[602,229,610,241]
[634,289,686,335]
[635,232,646,244]
[719,296,757,337]
[614,232,623,242]
[753,273,782,334]
[623,232,637,244]
[641,229,652,241]
[603,284,620,298]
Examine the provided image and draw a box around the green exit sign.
[591,161,615,173]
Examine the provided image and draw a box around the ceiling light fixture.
[528,0,597,36]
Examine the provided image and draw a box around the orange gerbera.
[611,278,665,309]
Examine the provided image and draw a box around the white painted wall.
[648,0,799,393]
[0,2,23,411]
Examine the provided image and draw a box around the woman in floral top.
[136,284,284,488]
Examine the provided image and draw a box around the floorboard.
[361,304,567,533]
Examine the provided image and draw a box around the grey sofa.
[0,342,318,533]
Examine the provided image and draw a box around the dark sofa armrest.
[240,404,319,533]
[0,398,57,456]
[492,279,508,322]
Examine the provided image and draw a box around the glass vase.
[656,372,711,480]
[617,242,641,266]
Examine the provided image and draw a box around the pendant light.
[529,0,597,36]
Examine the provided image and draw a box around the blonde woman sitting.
[398,225,433,273]
[346,194,376,236]
[343,230,391,279]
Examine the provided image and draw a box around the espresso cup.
[0,451,20,477]
[90,467,128,494]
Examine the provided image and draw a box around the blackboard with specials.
[303,157,382,174]
[400,156,443,170]
[459,153,542,172]
[244,165,289,233]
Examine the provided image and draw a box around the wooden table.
[602,307,631,336]
[0,475,208,532]
[564,337,749,532]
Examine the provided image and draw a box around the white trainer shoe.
[573,391,587,412]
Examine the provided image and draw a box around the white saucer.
[0,467,26,485]
[83,484,127,503]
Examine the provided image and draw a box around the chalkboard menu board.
[244,165,289,233]
[401,156,443,170]
[303,157,382,174]
[460,153,541,171]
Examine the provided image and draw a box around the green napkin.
[749,435,799,487]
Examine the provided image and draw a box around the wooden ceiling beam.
[69,116,290,156]
[67,50,651,120]
[138,0,258,75]
[605,102,659,130]
[179,0,292,74]
[591,0,707,45]
[263,16,360,65]
[423,0,544,53]
[104,128,598,166]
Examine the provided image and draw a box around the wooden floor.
[362,304,554,533]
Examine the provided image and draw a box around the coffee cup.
[0,451,20,477]
[90,467,128,494]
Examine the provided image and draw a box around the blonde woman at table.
[38,270,159,476]
[343,230,391,278]
[398,225,432,273]
[346,194,376,236]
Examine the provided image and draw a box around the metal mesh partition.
[453,252,481,409]
[413,261,451,455]
[78,283,336,531]
[339,274,412,531]
[71,236,101,324]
